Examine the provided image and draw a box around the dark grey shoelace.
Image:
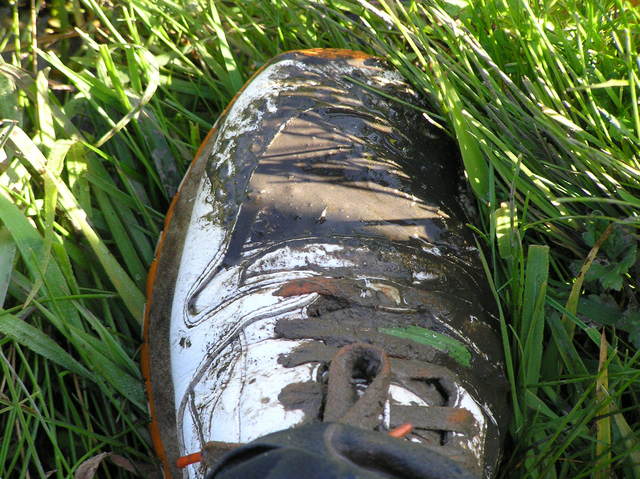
[273,277,480,447]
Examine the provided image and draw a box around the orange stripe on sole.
[388,423,414,438]
[294,48,371,60]
[176,452,203,469]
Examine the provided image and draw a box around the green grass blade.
[0,227,16,307]
[208,0,244,93]
[0,312,93,380]
[520,245,549,398]
[7,127,145,322]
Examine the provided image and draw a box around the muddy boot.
[143,49,509,479]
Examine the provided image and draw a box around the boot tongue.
[204,423,478,479]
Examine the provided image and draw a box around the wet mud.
[146,50,509,479]
[278,382,324,421]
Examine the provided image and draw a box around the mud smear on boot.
[147,50,510,479]
[278,382,323,421]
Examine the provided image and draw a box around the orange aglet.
[176,451,202,468]
[388,423,413,438]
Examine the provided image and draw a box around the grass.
[0,0,639,477]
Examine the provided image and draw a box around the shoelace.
[176,342,409,469]
[275,277,478,435]
[324,342,391,429]
[177,276,479,471]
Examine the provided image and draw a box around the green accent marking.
[380,326,471,367]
